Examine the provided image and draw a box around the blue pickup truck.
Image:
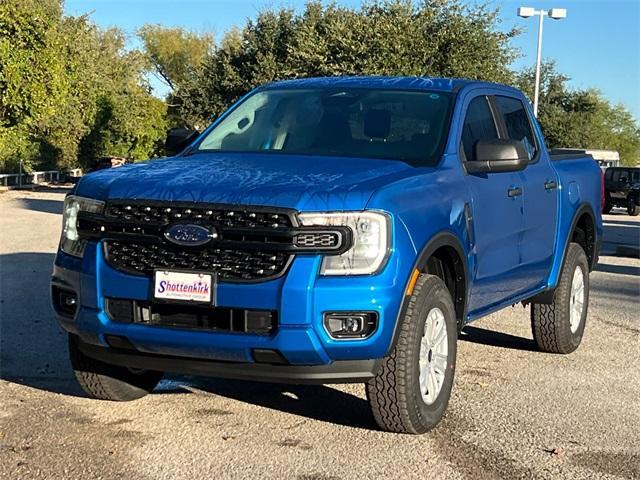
[52,77,603,434]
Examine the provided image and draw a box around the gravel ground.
[1,189,638,480]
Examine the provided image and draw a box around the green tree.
[0,0,168,173]
[0,0,65,172]
[137,25,211,128]
[178,0,518,127]
[138,24,212,91]
[516,62,640,166]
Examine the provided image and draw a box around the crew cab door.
[493,95,558,291]
[459,95,525,313]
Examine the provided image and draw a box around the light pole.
[517,7,567,117]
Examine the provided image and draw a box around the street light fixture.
[518,7,567,117]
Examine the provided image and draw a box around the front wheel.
[366,274,457,434]
[530,243,589,354]
[69,335,163,401]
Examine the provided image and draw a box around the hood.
[75,152,415,211]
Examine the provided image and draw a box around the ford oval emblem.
[164,224,217,247]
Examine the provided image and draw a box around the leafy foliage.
[138,24,212,91]
[1,0,637,172]
[515,62,640,166]
[0,0,62,171]
[138,24,212,127]
[0,0,167,173]
[177,0,519,127]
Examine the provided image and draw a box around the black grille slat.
[105,241,290,281]
[106,202,293,230]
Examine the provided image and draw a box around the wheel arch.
[567,203,598,271]
[388,232,469,353]
[528,202,598,305]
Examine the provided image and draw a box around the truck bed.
[548,148,596,162]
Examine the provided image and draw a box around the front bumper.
[52,231,415,381]
[75,336,380,384]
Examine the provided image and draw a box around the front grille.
[97,200,297,282]
[104,241,291,281]
[77,200,349,282]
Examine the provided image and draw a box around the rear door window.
[461,96,499,161]
[494,96,538,160]
[619,170,630,182]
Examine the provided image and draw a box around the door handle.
[544,180,558,190]
[507,187,523,198]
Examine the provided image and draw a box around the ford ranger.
[51,77,603,434]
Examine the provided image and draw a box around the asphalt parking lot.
[1,188,638,480]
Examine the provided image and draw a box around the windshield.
[193,88,452,166]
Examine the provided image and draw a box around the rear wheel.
[627,196,639,216]
[69,335,163,401]
[530,243,589,354]
[366,274,457,434]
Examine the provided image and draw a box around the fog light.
[63,295,77,307]
[323,312,378,339]
[52,286,78,317]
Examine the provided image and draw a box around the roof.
[261,76,506,93]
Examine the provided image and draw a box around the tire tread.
[531,243,589,354]
[69,336,162,401]
[366,275,455,433]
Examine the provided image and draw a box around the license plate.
[153,270,215,304]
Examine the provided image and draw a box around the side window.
[612,170,621,182]
[494,96,538,160]
[461,96,499,161]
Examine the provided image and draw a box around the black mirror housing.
[466,139,529,174]
[165,128,199,156]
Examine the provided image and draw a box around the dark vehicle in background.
[604,167,640,216]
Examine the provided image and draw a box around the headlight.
[60,195,105,257]
[298,211,390,275]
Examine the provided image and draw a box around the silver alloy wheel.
[569,265,585,333]
[419,307,448,405]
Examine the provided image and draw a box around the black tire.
[366,274,457,434]
[627,196,639,216]
[531,243,589,354]
[69,335,163,401]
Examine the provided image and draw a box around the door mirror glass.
[466,139,529,174]
[165,128,199,156]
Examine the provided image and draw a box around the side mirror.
[165,128,199,156]
[466,139,529,174]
